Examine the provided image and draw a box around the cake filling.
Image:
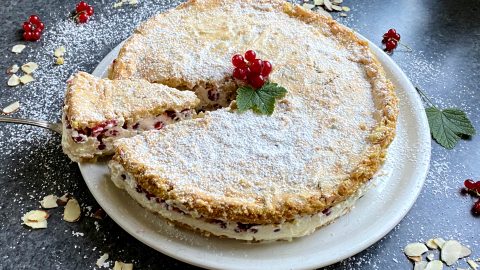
[109,161,371,241]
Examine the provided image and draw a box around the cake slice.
[61,72,200,162]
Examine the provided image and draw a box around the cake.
[61,72,200,162]
[108,0,398,241]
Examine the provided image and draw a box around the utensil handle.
[0,116,62,134]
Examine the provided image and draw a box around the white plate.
[79,35,431,270]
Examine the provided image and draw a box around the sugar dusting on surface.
[0,0,479,269]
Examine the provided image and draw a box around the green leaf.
[236,82,287,116]
[425,107,476,149]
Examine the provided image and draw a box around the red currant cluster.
[463,179,480,215]
[382,28,401,53]
[232,50,272,89]
[75,1,94,24]
[22,15,44,41]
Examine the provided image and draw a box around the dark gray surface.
[0,0,478,269]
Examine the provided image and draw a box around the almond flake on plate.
[441,240,470,266]
[21,62,39,74]
[12,44,26,54]
[331,5,343,11]
[342,6,351,11]
[427,253,435,261]
[314,0,324,5]
[339,12,347,17]
[415,261,428,270]
[21,210,49,229]
[54,46,66,57]
[129,0,138,5]
[96,253,109,267]
[19,74,34,84]
[2,101,20,114]
[40,195,58,209]
[56,57,65,65]
[405,243,429,257]
[7,64,19,74]
[433,238,446,249]
[302,3,315,10]
[7,74,20,86]
[323,0,333,11]
[468,259,479,270]
[63,198,81,222]
[426,239,439,249]
[332,0,343,3]
[425,260,444,270]
[113,261,134,270]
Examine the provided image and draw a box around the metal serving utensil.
[0,116,62,134]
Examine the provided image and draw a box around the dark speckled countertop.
[0,0,479,269]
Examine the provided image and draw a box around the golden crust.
[111,0,398,225]
[65,72,200,129]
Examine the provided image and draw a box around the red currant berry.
[464,179,476,190]
[31,30,41,41]
[232,54,246,68]
[29,15,41,25]
[392,33,401,41]
[36,22,45,32]
[386,29,397,38]
[248,74,266,89]
[23,31,33,41]
[23,22,32,32]
[385,39,398,52]
[249,59,263,74]
[233,67,248,80]
[86,6,94,16]
[244,50,256,62]
[77,13,89,24]
[473,200,480,215]
[76,1,89,12]
[261,60,272,77]
[474,181,480,192]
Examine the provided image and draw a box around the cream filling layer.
[109,161,371,241]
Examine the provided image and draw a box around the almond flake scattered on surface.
[57,193,70,206]
[433,238,446,249]
[468,259,479,270]
[129,0,138,5]
[21,210,49,229]
[7,64,19,74]
[40,195,58,209]
[342,6,350,12]
[54,46,66,57]
[332,0,343,3]
[19,74,34,84]
[302,3,315,10]
[63,198,81,222]
[2,101,20,114]
[7,74,20,87]
[441,240,470,266]
[331,5,343,11]
[56,57,65,65]
[427,253,435,261]
[113,261,134,270]
[21,62,39,74]
[96,253,109,268]
[339,12,347,17]
[12,44,26,54]
[426,239,439,249]
[323,0,333,11]
[415,261,428,270]
[314,0,324,5]
[405,243,429,257]
[425,260,444,270]
[409,256,423,262]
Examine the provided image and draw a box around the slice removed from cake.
[62,72,200,162]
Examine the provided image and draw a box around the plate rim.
[79,33,431,269]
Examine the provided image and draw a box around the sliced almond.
[415,261,428,270]
[302,3,315,10]
[113,261,134,270]
[441,240,464,266]
[7,64,19,74]
[63,198,81,222]
[405,243,429,257]
[460,245,472,258]
[332,0,343,3]
[323,0,333,11]
[7,74,20,86]
[433,238,446,249]
[129,0,138,5]
[40,195,58,209]
[339,12,347,17]
[342,6,351,12]
[56,57,65,65]
[57,193,70,206]
[19,74,34,84]
[409,256,423,262]
[21,62,38,74]
[468,259,479,270]
[2,101,20,114]
[314,0,324,5]
[22,210,49,229]
[12,44,26,54]
[427,253,435,261]
[96,253,109,267]
[54,46,66,57]
[426,239,439,249]
[331,5,343,11]
[425,260,444,270]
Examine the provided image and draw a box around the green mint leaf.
[236,82,288,116]
[426,107,476,149]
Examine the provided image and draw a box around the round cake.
[108,0,398,241]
